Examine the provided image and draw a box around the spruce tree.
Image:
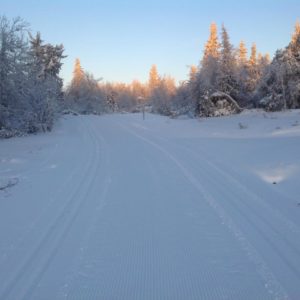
[291,20,300,45]
[217,25,238,97]
[246,43,259,93]
[238,41,248,66]
[189,65,198,83]
[236,41,249,105]
[249,43,257,67]
[203,23,220,60]
[199,22,220,93]
[148,64,160,96]
[71,58,85,88]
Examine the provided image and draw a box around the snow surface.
[0,110,300,300]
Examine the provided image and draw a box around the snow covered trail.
[0,112,300,299]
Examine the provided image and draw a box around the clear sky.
[1,0,299,85]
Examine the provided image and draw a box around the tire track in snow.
[0,118,101,300]
[118,122,289,300]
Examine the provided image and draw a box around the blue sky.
[2,0,299,85]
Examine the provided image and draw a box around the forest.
[1,15,300,137]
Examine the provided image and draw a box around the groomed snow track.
[0,113,299,299]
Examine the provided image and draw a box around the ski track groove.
[118,121,289,300]
[60,121,112,300]
[184,142,300,234]
[179,145,300,262]
[127,122,300,256]
[1,115,298,299]
[0,120,90,267]
[21,119,103,300]
[137,126,300,278]
[0,119,100,300]
[138,124,300,235]
[186,138,298,206]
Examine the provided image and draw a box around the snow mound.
[255,164,299,184]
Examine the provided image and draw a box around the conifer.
[238,41,248,65]
[148,64,160,92]
[203,22,220,61]
[71,58,85,88]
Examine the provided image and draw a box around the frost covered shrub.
[0,16,65,137]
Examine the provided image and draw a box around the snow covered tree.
[238,41,248,66]
[66,59,107,114]
[192,23,221,116]
[257,21,300,110]
[148,64,160,95]
[291,20,300,45]
[147,64,177,114]
[236,41,250,105]
[246,43,260,93]
[257,53,270,77]
[130,79,147,100]
[193,23,244,116]
[189,65,198,83]
[150,74,176,115]
[187,65,198,103]
[249,43,257,67]
[25,32,65,132]
[0,16,65,136]
[71,58,85,89]
[216,25,238,97]
[203,22,220,60]
[66,58,88,109]
[0,16,29,131]
[200,22,220,92]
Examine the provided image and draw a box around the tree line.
[1,15,300,137]
[66,21,300,117]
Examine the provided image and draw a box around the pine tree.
[131,80,146,99]
[249,43,257,67]
[257,53,270,77]
[189,65,198,83]
[148,64,160,93]
[236,41,249,105]
[0,16,28,110]
[0,16,65,134]
[238,41,248,66]
[246,43,259,93]
[67,58,86,106]
[199,22,220,93]
[151,75,176,115]
[217,25,237,96]
[291,20,300,45]
[257,21,300,110]
[203,22,220,60]
[71,58,85,88]
[28,32,65,131]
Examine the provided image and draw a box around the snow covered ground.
[0,110,300,300]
